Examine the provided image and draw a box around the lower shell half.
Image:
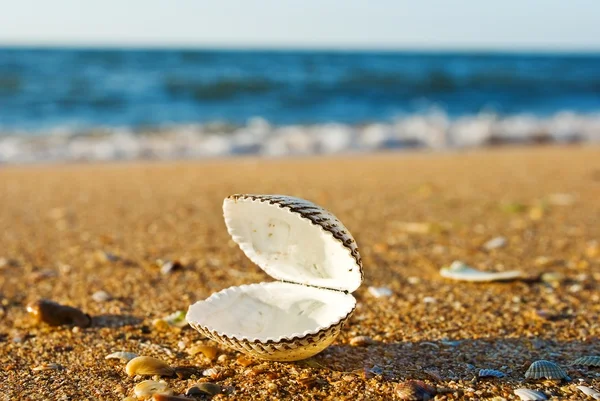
[186,282,356,361]
[188,318,346,361]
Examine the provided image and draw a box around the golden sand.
[1,146,599,400]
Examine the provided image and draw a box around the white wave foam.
[1,112,599,164]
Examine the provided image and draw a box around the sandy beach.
[1,146,599,400]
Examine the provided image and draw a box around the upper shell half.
[223,194,363,292]
[186,194,363,361]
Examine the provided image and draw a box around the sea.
[0,47,599,163]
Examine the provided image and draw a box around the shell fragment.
[514,388,548,400]
[368,286,393,298]
[440,261,522,282]
[572,356,600,367]
[105,351,138,363]
[577,385,600,400]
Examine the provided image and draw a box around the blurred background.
[0,0,599,163]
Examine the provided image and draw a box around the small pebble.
[0,258,19,268]
[568,283,583,293]
[367,286,393,298]
[12,334,24,343]
[586,240,599,258]
[162,310,187,328]
[157,259,184,275]
[297,375,317,389]
[236,355,255,367]
[186,382,222,397]
[397,222,432,234]
[91,290,112,302]
[483,236,507,250]
[152,319,171,332]
[174,366,199,379]
[528,205,545,220]
[188,344,219,360]
[540,272,564,286]
[368,365,384,375]
[349,335,375,347]
[26,299,91,328]
[547,193,575,206]
[32,363,61,371]
[125,356,175,377]
[134,380,172,399]
[152,395,191,401]
[395,380,436,400]
[105,351,138,363]
[203,367,220,379]
[534,256,557,267]
[97,251,120,263]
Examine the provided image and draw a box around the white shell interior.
[186,281,356,342]
[223,197,361,292]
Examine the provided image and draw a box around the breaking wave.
[1,111,598,164]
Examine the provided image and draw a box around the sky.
[0,0,599,51]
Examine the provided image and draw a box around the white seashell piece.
[577,386,600,400]
[440,260,522,282]
[134,380,172,398]
[368,286,393,298]
[514,388,548,400]
[483,236,507,250]
[187,194,363,361]
[91,290,112,302]
[104,351,138,363]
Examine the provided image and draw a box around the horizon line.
[1,41,600,55]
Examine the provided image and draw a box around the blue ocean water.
[1,48,599,132]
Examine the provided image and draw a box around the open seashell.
[440,260,522,282]
[187,194,363,361]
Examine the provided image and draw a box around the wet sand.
[1,146,599,400]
